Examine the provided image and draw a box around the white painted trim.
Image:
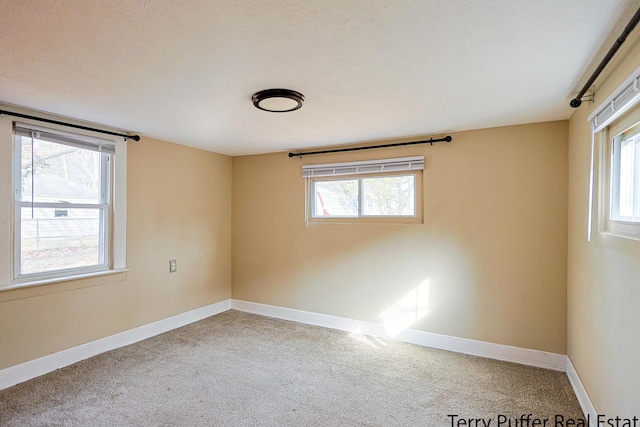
[113,138,127,270]
[0,295,597,419]
[231,300,567,371]
[0,299,231,391]
[1,268,129,291]
[566,357,599,426]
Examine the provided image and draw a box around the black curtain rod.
[0,109,141,141]
[570,6,640,108]
[288,136,452,158]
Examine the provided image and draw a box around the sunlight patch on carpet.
[348,327,388,349]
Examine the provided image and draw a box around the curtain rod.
[0,109,141,141]
[570,6,640,108]
[288,136,452,158]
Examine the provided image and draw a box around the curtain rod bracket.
[0,109,141,141]
[570,98,583,108]
[571,89,596,108]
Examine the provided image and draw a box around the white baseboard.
[566,357,599,426]
[231,299,567,371]
[0,299,231,391]
[1,296,598,423]
[231,300,603,418]
[232,300,605,416]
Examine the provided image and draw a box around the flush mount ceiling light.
[252,89,305,112]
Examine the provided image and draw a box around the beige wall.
[0,136,232,370]
[5,33,638,414]
[567,30,640,414]
[233,121,568,354]
[0,119,570,371]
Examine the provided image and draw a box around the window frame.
[308,170,423,224]
[602,111,640,240]
[0,117,128,290]
[594,102,640,255]
[12,132,113,282]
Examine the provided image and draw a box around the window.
[12,124,116,282]
[303,156,423,223]
[606,119,640,238]
[587,65,640,252]
[313,174,416,218]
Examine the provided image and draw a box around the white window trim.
[587,64,640,243]
[610,127,640,225]
[12,130,111,281]
[1,268,129,292]
[0,113,127,290]
[302,156,424,225]
[591,103,640,257]
[602,111,640,235]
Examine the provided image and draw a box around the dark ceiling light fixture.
[252,89,305,112]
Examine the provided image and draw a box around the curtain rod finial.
[570,98,582,108]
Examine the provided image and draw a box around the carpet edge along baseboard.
[1,298,594,424]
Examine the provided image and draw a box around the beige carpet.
[0,310,584,426]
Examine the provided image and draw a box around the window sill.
[1,269,129,292]
[308,221,423,226]
[597,231,640,258]
[308,215,423,225]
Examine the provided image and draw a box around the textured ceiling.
[0,0,638,156]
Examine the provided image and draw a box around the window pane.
[362,175,415,216]
[314,180,358,217]
[615,133,640,221]
[20,207,103,275]
[20,136,101,204]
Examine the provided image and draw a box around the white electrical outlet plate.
[169,259,177,273]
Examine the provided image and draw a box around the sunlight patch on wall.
[378,279,430,338]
